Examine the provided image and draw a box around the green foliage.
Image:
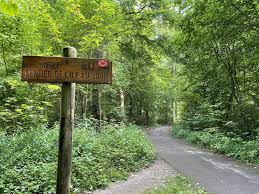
[0,0,176,129]
[163,0,259,166]
[0,77,60,133]
[170,0,259,144]
[143,176,207,194]
[0,0,19,16]
[181,101,224,131]
[172,127,259,165]
[0,122,155,193]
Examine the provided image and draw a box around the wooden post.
[98,86,102,128]
[56,47,77,194]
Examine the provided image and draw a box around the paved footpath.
[149,126,259,194]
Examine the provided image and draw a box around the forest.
[0,0,259,193]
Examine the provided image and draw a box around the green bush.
[172,127,259,166]
[0,77,60,134]
[0,123,155,193]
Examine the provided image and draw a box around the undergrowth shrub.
[0,77,60,134]
[0,123,155,193]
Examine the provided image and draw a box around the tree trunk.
[98,86,102,128]
[173,100,177,124]
[120,88,126,121]
[172,62,177,124]
[129,93,133,120]
[91,86,102,130]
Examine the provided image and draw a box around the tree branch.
[126,4,149,15]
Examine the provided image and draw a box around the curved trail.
[149,126,259,194]
[91,126,259,194]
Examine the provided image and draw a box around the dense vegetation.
[0,0,176,130]
[1,0,259,192]
[170,0,259,165]
[2,1,257,133]
[0,0,173,192]
[0,122,154,193]
[173,0,259,140]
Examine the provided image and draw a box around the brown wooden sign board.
[21,56,112,84]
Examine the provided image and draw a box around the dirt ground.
[90,158,177,194]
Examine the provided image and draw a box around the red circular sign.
[98,60,108,68]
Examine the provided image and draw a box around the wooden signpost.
[21,47,112,194]
[22,56,112,84]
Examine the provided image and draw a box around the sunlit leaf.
[0,0,19,16]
